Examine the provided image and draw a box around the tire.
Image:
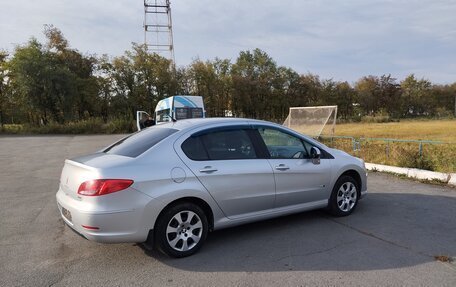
[328,175,360,217]
[154,202,208,258]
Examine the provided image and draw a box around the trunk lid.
[59,153,134,199]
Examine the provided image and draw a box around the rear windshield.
[104,128,178,157]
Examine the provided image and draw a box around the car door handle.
[275,164,290,171]
[199,166,218,173]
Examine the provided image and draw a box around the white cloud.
[1,0,455,83]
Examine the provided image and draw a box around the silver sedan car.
[56,118,367,257]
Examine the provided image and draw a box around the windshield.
[156,109,171,123]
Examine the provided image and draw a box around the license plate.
[62,207,72,222]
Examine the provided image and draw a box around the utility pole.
[143,0,175,63]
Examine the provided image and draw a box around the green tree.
[378,74,402,118]
[401,75,432,117]
[231,49,278,120]
[355,76,380,116]
[320,80,356,120]
[271,67,300,122]
[296,73,322,107]
[110,43,177,118]
[188,58,232,117]
[44,25,99,121]
[0,50,10,126]
[4,23,456,130]
[174,66,192,95]
[427,83,456,118]
[96,54,115,122]
[7,26,100,125]
[8,39,55,125]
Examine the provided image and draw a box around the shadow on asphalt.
[141,192,456,272]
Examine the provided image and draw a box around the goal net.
[283,106,337,137]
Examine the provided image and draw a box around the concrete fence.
[366,163,456,187]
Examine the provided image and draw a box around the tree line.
[0,26,455,128]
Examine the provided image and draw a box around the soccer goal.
[283,106,338,137]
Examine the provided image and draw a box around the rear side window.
[104,128,178,157]
[181,136,209,160]
[203,130,257,160]
[181,129,257,160]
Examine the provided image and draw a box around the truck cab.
[137,95,205,131]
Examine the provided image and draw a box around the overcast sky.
[1,0,455,83]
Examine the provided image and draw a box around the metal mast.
[143,0,175,62]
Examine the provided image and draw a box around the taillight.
[77,179,134,196]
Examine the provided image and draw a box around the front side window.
[182,129,257,160]
[258,128,308,159]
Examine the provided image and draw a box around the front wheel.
[155,202,208,258]
[328,175,359,217]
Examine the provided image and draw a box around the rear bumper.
[56,188,155,243]
[63,220,89,240]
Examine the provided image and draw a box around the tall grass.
[323,119,456,172]
[0,118,135,135]
[320,137,456,173]
[332,119,456,142]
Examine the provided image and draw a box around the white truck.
[136,95,205,131]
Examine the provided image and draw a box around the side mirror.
[310,147,321,165]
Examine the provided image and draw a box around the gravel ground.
[0,135,455,287]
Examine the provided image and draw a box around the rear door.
[176,126,275,219]
[256,127,332,208]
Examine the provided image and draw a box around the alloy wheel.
[336,182,357,212]
[166,210,203,251]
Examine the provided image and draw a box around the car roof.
[139,117,328,155]
[154,117,275,131]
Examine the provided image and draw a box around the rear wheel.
[155,202,208,258]
[328,175,359,217]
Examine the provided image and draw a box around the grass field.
[319,119,456,173]
[331,119,456,142]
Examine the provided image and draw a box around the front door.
[257,127,332,208]
[178,128,276,219]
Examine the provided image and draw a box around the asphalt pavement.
[0,135,455,286]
